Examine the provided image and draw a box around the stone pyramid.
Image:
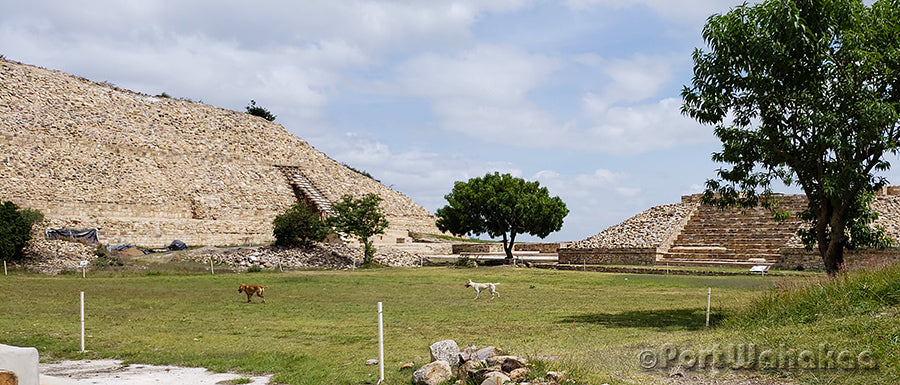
[0,58,440,247]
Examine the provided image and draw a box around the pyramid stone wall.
[0,58,441,247]
[563,188,900,270]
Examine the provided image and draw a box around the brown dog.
[238,284,267,303]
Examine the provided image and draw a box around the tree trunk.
[816,198,848,276]
[823,239,845,276]
[362,239,375,265]
[502,232,516,264]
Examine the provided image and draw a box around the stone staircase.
[278,166,336,217]
[659,195,807,267]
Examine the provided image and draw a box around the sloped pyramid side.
[0,58,440,247]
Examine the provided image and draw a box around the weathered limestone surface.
[568,189,900,270]
[568,203,695,249]
[0,58,440,247]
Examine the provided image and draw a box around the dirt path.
[39,359,272,385]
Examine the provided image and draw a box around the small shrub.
[245,100,276,122]
[273,204,329,247]
[17,208,44,226]
[145,271,162,276]
[94,245,110,258]
[452,255,477,268]
[247,266,262,273]
[93,256,124,268]
[0,201,38,263]
[342,163,380,182]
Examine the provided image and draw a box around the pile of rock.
[569,203,694,249]
[181,243,360,270]
[371,245,424,267]
[411,339,570,385]
[22,238,96,274]
[180,242,424,270]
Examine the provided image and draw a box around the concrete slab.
[0,344,39,385]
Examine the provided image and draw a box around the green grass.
[704,260,900,384]
[1,265,894,384]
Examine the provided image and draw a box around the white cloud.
[581,96,714,155]
[390,48,715,155]
[398,44,560,104]
[565,0,739,23]
[394,44,569,146]
[587,55,674,112]
[527,169,646,241]
[325,132,521,212]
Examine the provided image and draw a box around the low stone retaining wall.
[452,243,561,254]
[777,247,900,271]
[557,247,656,265]
[552,264,779,276]
[512,243,560,253]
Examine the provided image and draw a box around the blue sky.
[7,0,886,242]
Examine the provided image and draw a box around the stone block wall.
[777,247,900,271]
[512,242,561,253]
[558,247,657,265]
[451,242,561,254]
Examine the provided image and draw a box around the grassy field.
[0,264,896,384]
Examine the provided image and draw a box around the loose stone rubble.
[177,241,424,270]
[411,339,580,385]
[21,237,97,275]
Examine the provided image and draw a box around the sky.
[4,0,891,243]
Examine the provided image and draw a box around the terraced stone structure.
[563,188,900,270]
[0,58,441,247]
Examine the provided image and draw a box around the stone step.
[656,259,774,268]
[664,251,780,260]
[278,166,337,217]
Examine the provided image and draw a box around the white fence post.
[705,287,711,328]
[377,302,384,384]
[80,292,85,352]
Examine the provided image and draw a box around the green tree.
[245,100,276,122]
[0,201,39,263]
[435,172,568,262]
[272,203,329,247]
[681,0,900,275]
[326,194,389,264]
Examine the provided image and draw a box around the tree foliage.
[245,100,276,122]
[0,201,41,263]
[435,172,568,261]
[272,203,329,247]
[682,0,900,275]
[326,194,389,264]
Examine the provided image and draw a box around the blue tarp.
[45,228,99,244]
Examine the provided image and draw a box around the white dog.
[465,279,500,300]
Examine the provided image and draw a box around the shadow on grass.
[559,308,724,331]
